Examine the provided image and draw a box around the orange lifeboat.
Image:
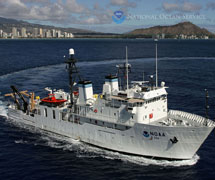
[41,94,67,105]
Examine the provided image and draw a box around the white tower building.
[12,27,17,38]
[21,27,27,38]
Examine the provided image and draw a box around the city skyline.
[0,19,212,39]
[0,27,74,39]
[0,0,215,33]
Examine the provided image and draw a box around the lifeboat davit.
[41,94,67,105]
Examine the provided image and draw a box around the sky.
[0,0,215,33]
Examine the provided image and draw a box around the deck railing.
[168,110,215,127]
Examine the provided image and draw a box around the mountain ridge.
[0,17,96,34]
[0,17,214,38]
[128,22,214,37]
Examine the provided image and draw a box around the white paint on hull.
[8,107,214,160]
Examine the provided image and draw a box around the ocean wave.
[0,64,63,80]
[1,56,215,79]
[0,100,8,118]
[14,139,29,144]
[74,142,199,167]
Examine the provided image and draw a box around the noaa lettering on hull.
[5,48,215,160]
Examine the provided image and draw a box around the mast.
[116,62,131,90]
[116,47,131,90]
[126,46,129,91]
[155,39,158,88]
[65,49,81,105]
[205,89,209,126]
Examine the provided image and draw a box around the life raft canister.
[149,113,153,119]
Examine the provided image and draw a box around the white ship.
[5,48,215,160]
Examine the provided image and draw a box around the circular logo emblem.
[143,131,150,138]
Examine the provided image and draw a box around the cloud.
[80,6,113,25]
[0,0,115,25]
[206,2,215,10]
[0,0,140,26]
[21,0,50,4]
[110,0,136,8]
[163,3,179,12]
[64,0,89,14]
[163,1,202,13]
[0,0,70,22]
[0,0,29,19]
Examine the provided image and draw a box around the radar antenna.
[65,48,81,105]
[149,75,154,90]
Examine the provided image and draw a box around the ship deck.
[110,95,145,103]
[151,110,215,128]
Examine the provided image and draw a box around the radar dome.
[161,81,165,87]
[69,48,75,55]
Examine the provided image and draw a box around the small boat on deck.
[41,94,67,105]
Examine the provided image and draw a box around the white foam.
[0,100,8,118]
[74,142,199,167]
[14,139,29,144]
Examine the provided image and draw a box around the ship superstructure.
[5,48,215,160]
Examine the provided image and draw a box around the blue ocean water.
[0,39,215,180]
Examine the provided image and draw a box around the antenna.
[155,39,158,88]
[149,75,154,90]
[116,62,131,90]
[65,48,81,105]
[126,46,129,91]
[204,89,209,126]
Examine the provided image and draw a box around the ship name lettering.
[149,132,165,137]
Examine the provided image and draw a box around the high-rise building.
[45,30,51,38]
[27,32,31,38]
[21,27,27,38]
[39,28,43,38]
[69,33,74,38]
[52,29,56,38]
[56,30,61,38]
[33,28,38,38]
[64,32,67,38]
[0,29,3,38]
[42,29,46,38]
[3,32,8,38]
[12,27,17,38]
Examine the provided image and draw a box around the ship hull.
[8,107,214,160]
